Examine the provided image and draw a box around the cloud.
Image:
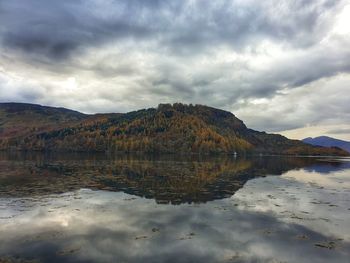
[0,0,349,134]
[0,0,154,61]
[327,128,350,134]
[233,74,350,132]
[0,0,344,60]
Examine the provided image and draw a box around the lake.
[0,152,349,263]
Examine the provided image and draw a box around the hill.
[0,103,86,139]
[303,136,350,153]
[0,102,348,156]
[0,102,120,140]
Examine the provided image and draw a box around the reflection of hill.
[303,160,350,174]
[0,153,346,204]
[94,159,252,204]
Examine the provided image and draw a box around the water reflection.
[0,152,349,263]
[0,152,337,204]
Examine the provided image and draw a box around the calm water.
[0,152,349,263]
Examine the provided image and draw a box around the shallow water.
[0,152,349,263]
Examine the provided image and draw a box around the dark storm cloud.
[0,0,154,60]
[0,0,343,61]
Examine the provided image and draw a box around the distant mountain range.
[0,102,348,156]
[303,136,350,153]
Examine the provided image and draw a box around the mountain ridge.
[0,102,348,156]
[303,136,350,153]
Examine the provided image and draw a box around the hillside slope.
[0,103,348,156]
[0,103,86,139]
[303,136,350,153]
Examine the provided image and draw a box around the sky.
[0,0,350,140]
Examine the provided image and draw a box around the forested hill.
[0,103,86,139]
[0,102,348,156]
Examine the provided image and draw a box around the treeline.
[3,105,252,154]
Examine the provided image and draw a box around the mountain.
[0,102,348,156]
[303,136,350,153]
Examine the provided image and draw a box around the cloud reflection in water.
[0,154,349,262]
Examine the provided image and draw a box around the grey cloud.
[327,128,350,134]
[90,63,140,78]
[236,108,305,132]
[0,0,153,60]
[0,89,43,105]
[225,42,350,107]
[0,0,344,61]
[161,0,340,52]
[234,73,350,132]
